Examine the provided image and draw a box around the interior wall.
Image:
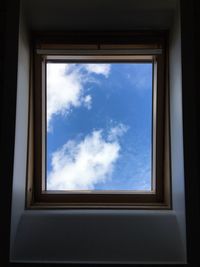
[12,210,184,264]
[169,2,186,258]
[0,0,20,264]
[10,0,187,264]
[22,0,176,31]
[10,3,30,258]
[180,0,199,264]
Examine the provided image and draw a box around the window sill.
[10,210,186,264]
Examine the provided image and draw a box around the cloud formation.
[83,95,92,110]
[84,64,111,77]
[47,124,128,190]
[47,63,110,131]
[107,123,129,142]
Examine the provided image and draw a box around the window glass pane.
[46,63,152,191]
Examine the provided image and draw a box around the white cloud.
[84,64,111,77]
[83,95,92,110]
[47,63,111,131]
[107,123,129,142]
[47,64,82,131]
[47,125,127,190]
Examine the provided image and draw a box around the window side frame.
[26,31,171,209]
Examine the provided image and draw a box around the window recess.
[27,32,171,209]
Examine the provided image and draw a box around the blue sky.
[46,62,152,191]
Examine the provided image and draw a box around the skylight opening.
[27,32,170,208]
[46,62,153,192]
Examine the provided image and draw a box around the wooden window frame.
[26,31,171,209]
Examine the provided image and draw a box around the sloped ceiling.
[22,0,177,30]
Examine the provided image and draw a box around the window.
[27,32,170,208]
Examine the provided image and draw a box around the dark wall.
[181,0,200,265]
[0,1,5,147]
[0,0,199,266]
[0,0,20,266]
